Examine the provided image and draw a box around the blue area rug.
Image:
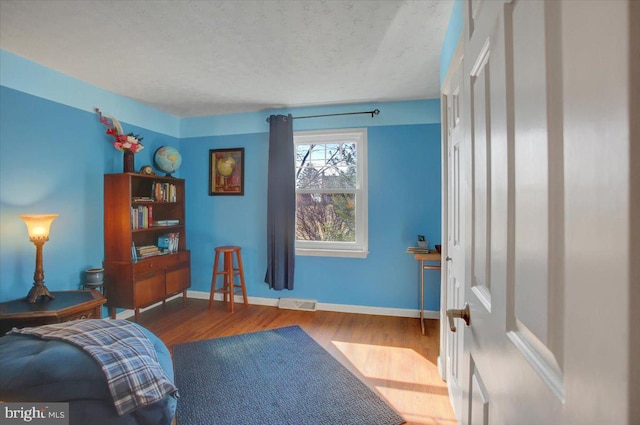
[173,325,405,425]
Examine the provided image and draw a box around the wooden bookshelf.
[103,173,191,321]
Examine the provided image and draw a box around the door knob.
[445,256,452,261]
[446,303,471,332]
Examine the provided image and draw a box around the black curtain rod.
[266,109,380,123]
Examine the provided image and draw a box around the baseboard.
[114,294,184,320]
[437,355,446,381]
[188,290,439,319]
[114,290,439,320]
[188,290,278,307]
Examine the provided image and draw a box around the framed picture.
[209,148,245,196]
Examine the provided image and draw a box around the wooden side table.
[409,251,442,335]
[0,290,106,335]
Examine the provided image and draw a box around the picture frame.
[209,148,245,196]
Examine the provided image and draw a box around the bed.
[0,320,177,425]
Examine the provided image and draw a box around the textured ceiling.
[0,0,452,118]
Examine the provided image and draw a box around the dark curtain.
[264,114,295,290]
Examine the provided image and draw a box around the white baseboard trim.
[190,290,439,318]
[114,294,184,320]
[317,301,439,319]
[188,290,281,306]
[114,290,439,320]
[438,355,446,381]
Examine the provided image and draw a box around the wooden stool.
[208,246,248,313]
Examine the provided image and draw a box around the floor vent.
[278,298,317,311]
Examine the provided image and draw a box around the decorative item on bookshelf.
[139,165,155,175]
[124,151,135,173]
[154,146,182,177]
[95,108,144,173]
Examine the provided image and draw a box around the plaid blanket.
[10,319,178,416]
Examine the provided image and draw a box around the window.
[294,128,368,258]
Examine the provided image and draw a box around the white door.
[446,1,638,424]
[440,45,465,423]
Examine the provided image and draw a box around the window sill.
[295,248,369,259]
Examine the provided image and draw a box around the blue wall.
[0,85,180,302]
[181,123,441,311]
[0,50,442,312]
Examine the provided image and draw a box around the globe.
[154,146,182,176]
[217,156,236,177]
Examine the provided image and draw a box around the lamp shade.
[19,214,58,242]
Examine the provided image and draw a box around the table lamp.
[19,214,58,303]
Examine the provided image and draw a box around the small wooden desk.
[410,251,442,335]
[0,290,106,335]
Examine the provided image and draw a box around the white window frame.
[294,128,368,259]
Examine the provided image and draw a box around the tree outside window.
[294,129,368,258]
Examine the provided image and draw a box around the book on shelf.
[152,182,177,202]
[131,205,153,229]
[153,219,180,226]
[137,246,159,255]
[138,250,167,259]
[135,244,174,259]
[158,232,180,253]
[132,196,154,202]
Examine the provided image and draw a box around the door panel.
[446,275,463,407]
[511,0,550,344]
[469,358,490,425]
[469,37,492,311]
[506,0,564,399]
[449,1,636,424]
[453,144,461,246]
[461,0,565,423]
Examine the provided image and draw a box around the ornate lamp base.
[27,284,55,304]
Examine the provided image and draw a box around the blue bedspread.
[9,319,178,416]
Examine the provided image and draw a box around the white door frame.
[439,37,464,379]
[439,37,464,420]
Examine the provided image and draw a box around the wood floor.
[136,298,457,425]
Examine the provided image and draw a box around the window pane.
[295,143,357,189]
[296,193,356,242]
[296,166,356,189]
